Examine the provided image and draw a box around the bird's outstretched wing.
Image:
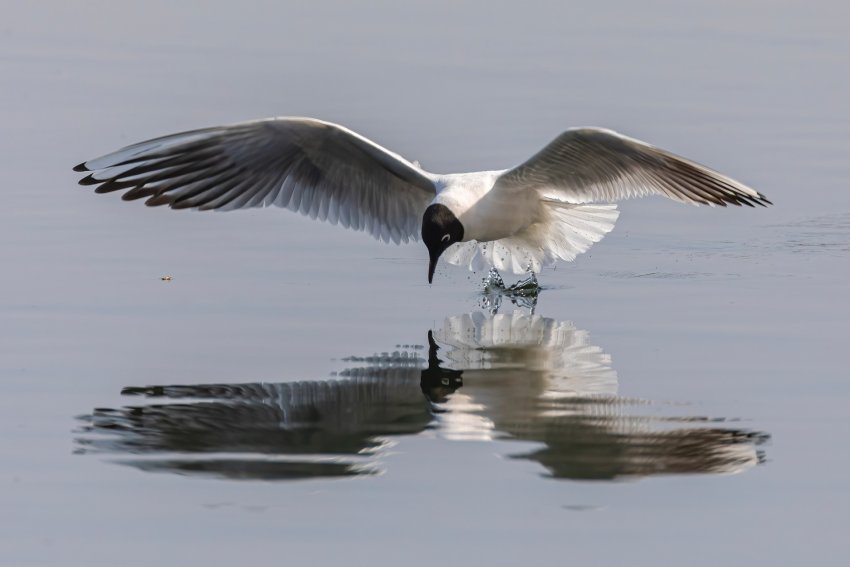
[495,128,770,207]
[74,117,437,243]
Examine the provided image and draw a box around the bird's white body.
[433,171,525,242]
[430,170,621,273]
[74,117,769,281]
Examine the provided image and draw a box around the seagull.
[74,117,771,283]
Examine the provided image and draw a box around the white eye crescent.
[441,234,451,242]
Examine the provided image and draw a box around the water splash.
[482,267,506,290]
[480,268,541,313]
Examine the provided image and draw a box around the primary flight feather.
[74,117,770,282]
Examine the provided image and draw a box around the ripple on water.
[776,213,850,255]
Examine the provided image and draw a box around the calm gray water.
[3,1,849,565]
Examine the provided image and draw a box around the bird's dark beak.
[427,244,444,284]
[428,251,438,284]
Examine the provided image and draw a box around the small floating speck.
[160,275,173,281]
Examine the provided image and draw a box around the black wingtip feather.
[121,186,159,201]
[73,162,89,172]
[145,194,174,207]
[170,200,196,210]
[78,174,101,186]
[93,179,138,194]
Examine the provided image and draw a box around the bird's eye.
[441,234,451,243]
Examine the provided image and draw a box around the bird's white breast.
[433,171,538,242]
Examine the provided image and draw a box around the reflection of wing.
[515,411,768,479]
[431,311,768,478]
[434,311,618,397]
[76,352,431,481]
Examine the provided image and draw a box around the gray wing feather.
[74,117,437,243]
[495,128,770,207]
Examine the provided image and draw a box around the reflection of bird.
[74,118,770,283]
[76,312,767,481]
[79,360,436,480]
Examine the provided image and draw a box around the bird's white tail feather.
[442,203,619,274]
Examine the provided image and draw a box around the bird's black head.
[422,204,464,283]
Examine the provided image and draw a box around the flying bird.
[74,117,770,283]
